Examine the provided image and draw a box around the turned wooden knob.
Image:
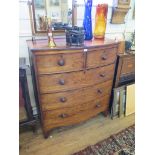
[100,73,106,77]
[59,113,68,118]
[95,103,101,108]
[58,59,65,66]
[101,55,107,60]
[59,79,65,85]
[97,89,103,94]
[60,97,67,102]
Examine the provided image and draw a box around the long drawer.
[40,80,113,111]
[42,95,110,131]
[38,64,115,94]
[87,47,117,68]
[35,52,84,74]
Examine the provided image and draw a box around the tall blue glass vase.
[83,0,93,40]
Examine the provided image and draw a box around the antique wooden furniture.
[111,51,135,119]
[114,52,135,88]
[19,65,37,131]
[27,38,119,138]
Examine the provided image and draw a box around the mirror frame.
[28,0,76,35]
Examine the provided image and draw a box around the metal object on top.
[66,26,85,46]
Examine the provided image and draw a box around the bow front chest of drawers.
[27,38,119,138]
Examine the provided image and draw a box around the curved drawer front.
[87,47,117,68]
[36,52,84,74]
[38,64,115,94]
[43,95,110,131]
[40,80,113,111]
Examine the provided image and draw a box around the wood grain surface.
[36,52,84,74]
[42,95,110,132]
[87,47,117,68]
[40,80,113,111]
[38,64,115,94]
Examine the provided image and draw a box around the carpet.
[72,125,135,155]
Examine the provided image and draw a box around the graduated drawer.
[40,80,113,111]
[35,52,84,74]
[38,64,115,94]
[87,47,117,68]
[121,56,135,75]
[42,95,110,131]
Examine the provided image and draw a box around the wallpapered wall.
[19,0,135,114]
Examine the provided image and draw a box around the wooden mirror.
[29,0,74,35]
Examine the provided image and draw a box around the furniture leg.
[44,131,50,139]
[102,110,109,117]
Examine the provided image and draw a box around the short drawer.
[87,47,117,68]
[35,52,84,74]
[38,64,115,94]
[121,57,135,75]
[42,95,110,130]
[40,80,113,111]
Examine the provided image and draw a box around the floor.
[19,113,135,155]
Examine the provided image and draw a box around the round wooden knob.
[100,73,105,77]
[59,79,65,85]
[96,103,101,108]
[58,59,65,66]
[101,55,107,60]
[97,89,103,94]
[59,113,68,118]
[60,97,67,102]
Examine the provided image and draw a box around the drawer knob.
[101,55,107,60]
[60,97,67,102]
[97,89,103,94]
[100,73,106,77]
[96,103,101,108]
[58,59,65,66]
[59,79,65,85]
[59,113,68,118]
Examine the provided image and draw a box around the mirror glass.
[32,0,73,32]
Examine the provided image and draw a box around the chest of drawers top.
[27,38,118,52]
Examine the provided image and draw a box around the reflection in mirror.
[32,0,72,32]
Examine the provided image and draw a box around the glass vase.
[94,4,108,39]
[83,0,93,40]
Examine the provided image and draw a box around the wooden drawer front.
[87,47,117,68]
[36,53,84,74]
[40,80,112,111]
[121,57,135,75]
[43,95,110,130]
[38,64,115,94]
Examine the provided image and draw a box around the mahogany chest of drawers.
[27,38,118,138]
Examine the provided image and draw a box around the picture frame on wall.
[50,0,60,6]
